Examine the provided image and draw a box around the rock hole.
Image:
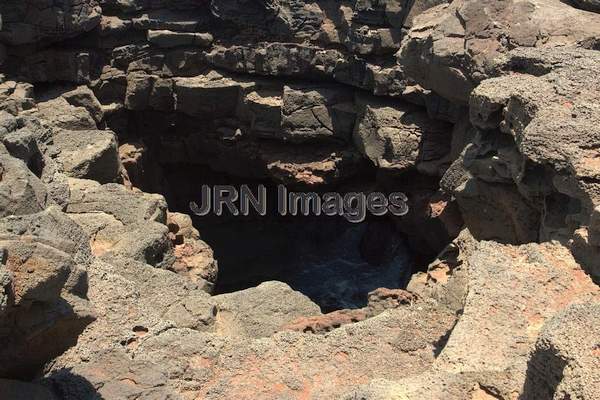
[132,326,149,336]
[111,111,416,313]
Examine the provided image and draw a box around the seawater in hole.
[284,222,412,311]
[196,216,413,312]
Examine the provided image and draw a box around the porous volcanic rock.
[0,207,96,379]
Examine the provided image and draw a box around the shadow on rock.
[519,347,566,400]
[42,369,104,400]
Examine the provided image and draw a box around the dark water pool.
[194,214,413,312]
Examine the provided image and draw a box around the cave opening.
[164,164,414,313]
[112,111,415,312]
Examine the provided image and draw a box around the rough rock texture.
[0,207,96,379]
[398,0,600,104]
[354,95,452,174]
[456,47,600,280]
[521,303,600,400]
[346,232,600,399]
[213,281,322,338]
[0,0,599,398]
[0,0,101,46]
[0,147,48,217]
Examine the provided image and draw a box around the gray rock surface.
[398,0,600,103]
[46,129,120,183]
[147,30,213,48]
[66,178,167,225]
[346,232,599,399]
[0,0,101,46]
[0,148,48,217]
[0,207,95,378]
[213,281,322,338]
[456,47,600,279]
[281,84,355,143]
[353,95,452,174]
[521,302,600,400]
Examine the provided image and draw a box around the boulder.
[46,129,121,183]
[0,0,101,46]
[65,178,168,225]
[398,0,600,103]
[0,208,95,378]
[44,254,218,399]
[281,84,355,143]
[435,240,599,375]
[353,95,452,174]
[521,303,600,400]
[0,81,36,114]
[171,238,217,289]
[0,150,48,218]
[463,47,600,261]
[167,211,200,242]
[346,26,402,56]
[242,89,282,138]
[35,97,97,131]
[70,212,175,269]
[2,127,42,172]
[352,232,600,399]
[92,66,128,104]
[174,71,250,118]
[124,72,157,110]
[61,86,104,123]
[213,281,321,338]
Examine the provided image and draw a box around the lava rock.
[353,95,452,174]
[0,0,101,46]
[213,281,322,338]
[521,303,600,400]
[65,178,168,225]
[46,129,121,183]
[0,207,95,378]
[174,71,249,118]
[147,30,213,48]
[281,84,355,143]
[0,150,48,218]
